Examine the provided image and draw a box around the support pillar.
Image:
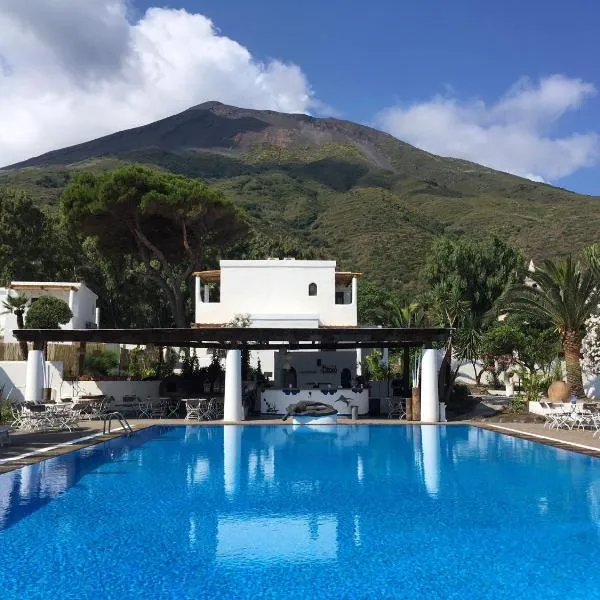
[194,277,201,323]
[420,348,440,422]
[77,342,86,378]
[25,349,45,403]
[355,348,362,377]
[224,349,243,421]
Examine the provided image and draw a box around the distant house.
[0,282,99,342]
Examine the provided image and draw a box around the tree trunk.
[563,330,585,398]
[15,310,28,360]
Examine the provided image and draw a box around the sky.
[0,0,599,194]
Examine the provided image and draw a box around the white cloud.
[376,75,599,182]
[0,1,314,166]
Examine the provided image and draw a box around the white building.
[0,282,99,342]
[193,259,366,416]
[194,259,358,328]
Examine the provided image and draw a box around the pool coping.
[1,420,600,474]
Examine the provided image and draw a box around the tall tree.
[425,235,524,322]
[1,293,29,359]
[61,165,248,327]
[502,256,600,397]
[383,300,428,387]
[0,189,51,284]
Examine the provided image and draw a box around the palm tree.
[1,293,30,359]
[502,256,600,397]
[382,300,428,390]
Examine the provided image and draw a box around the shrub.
[445,383,476,417]
[517,368,552,403]
[25,296,72,329]
[84,349,119,377]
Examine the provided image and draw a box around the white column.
[223,425,242,498]
[68,289,76,328]
[194,277,201,323]
[351,276,357,306]
[224,349,243,421]
[25,349,45,403]
[94,307,100,328]
[420,348,440,422]
[420,425,441,498]
[355,348,362,377]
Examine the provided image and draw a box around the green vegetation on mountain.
[1,101,599,301]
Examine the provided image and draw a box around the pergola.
[14,326,451,421]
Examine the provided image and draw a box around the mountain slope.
[2,101,599,296]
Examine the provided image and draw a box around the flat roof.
[9,282,82,292]
[193,270,362,285]
[14,327,451,350]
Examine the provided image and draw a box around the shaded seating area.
[8,401,83,433]
[14,325,451,423]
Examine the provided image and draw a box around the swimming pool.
[1,425,600,599]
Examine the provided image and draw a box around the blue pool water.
[1,425,600,599]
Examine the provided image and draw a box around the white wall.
[0,360,159,403]
[0,283,98,342]
[0,361,63,402]
[71,285,98,329]
[195,260,357,327]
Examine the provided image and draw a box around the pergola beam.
[13,326,451,349]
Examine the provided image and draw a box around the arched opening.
[283,366,297,388]
[340,368,352,388]
[308,282,318,296]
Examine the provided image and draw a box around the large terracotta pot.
[548,380,569,402]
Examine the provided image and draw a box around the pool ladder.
[103,412,133,435]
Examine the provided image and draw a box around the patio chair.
[590,411,600,437]
[146,397,165,419]
[161,397,181,419]
[208,397,223,420]
[120,395,139,418]
[136,396,152,419]
[387,397,406,420]
[185,399,202,421]
[544,402,571,429]
[9,402,27,431]
[24,403,53,431]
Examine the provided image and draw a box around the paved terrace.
[2,418,600,474]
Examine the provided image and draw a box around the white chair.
[387,397,406,420]
[137,397,151,419]
[185,399,201,421]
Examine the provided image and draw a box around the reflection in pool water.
[1,425,600,599]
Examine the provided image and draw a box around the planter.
[411,386,421,421]
[548,380,569,402]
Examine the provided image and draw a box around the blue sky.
[1,0,598,194]
[137,0,600,194]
